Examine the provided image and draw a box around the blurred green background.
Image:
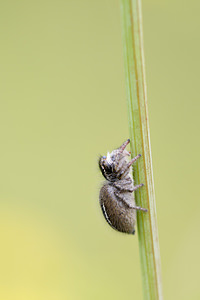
[0,0,200,299]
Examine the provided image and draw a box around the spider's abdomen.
[99,184,136,234]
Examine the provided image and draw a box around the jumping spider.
[99,139,147,234]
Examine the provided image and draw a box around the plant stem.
[120,1,163,299]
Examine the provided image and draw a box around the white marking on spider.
[102,203,112,226]
[106,152,112,165]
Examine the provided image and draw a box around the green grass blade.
[120,1,163,299]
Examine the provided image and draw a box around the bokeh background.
[0,0,200,299]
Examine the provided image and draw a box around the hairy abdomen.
[99,184,136,234]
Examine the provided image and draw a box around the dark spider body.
[99,139,147,234]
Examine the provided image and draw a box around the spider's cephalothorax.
[99,139,147,234]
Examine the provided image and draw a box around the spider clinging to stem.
[99,139,148,234]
